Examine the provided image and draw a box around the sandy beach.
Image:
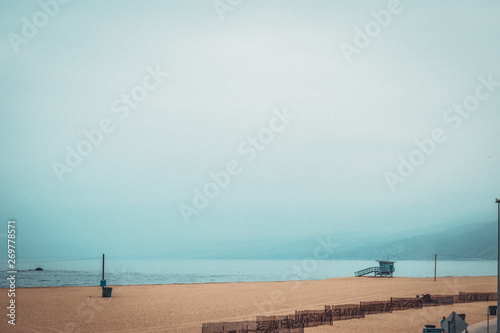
[0,276,496,332]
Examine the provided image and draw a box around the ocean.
[0,259,496,288]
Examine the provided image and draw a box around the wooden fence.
[391,297,423,311]
[294,310,331,327]
[422,294,455,307]
[325,304,365,321]
[202,321,257,333]
[202,320,304,333]
[457,291,496,302]
[255,315,304,330]
[202,291,495,332]
[359,300,393,314]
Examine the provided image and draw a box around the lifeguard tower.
[355,260,395,277]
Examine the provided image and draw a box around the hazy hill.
[195,221,497,260]
[333,221,497,260]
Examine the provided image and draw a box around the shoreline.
[2,274,497,289]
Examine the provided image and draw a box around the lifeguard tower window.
[377,260,395,277]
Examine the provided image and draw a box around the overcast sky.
[1,0,500,261]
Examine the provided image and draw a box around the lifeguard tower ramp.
[355,260,395,277]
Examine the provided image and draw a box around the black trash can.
[102,287,112,298]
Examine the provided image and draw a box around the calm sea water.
[0,259,496,288]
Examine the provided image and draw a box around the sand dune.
[0,276,496,332]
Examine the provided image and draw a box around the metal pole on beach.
[102,254,105,281]
[496,199,500,333]
[434,254,437,281]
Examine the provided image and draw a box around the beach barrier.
[457,291,497,302]
[422,294,455,307]
[359,300,393,314]
[201,319,305,333]
[390,297,423,311]
[201,290,495,332]
[325,304,364,321]
[201,321,257,333]
[256,315,305,330]
[294,310,331,327]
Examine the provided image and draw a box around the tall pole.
[496,199,500,333]
[102,254,105,281]
[434,254,437,281]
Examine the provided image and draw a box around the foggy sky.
[1,0,500,261]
